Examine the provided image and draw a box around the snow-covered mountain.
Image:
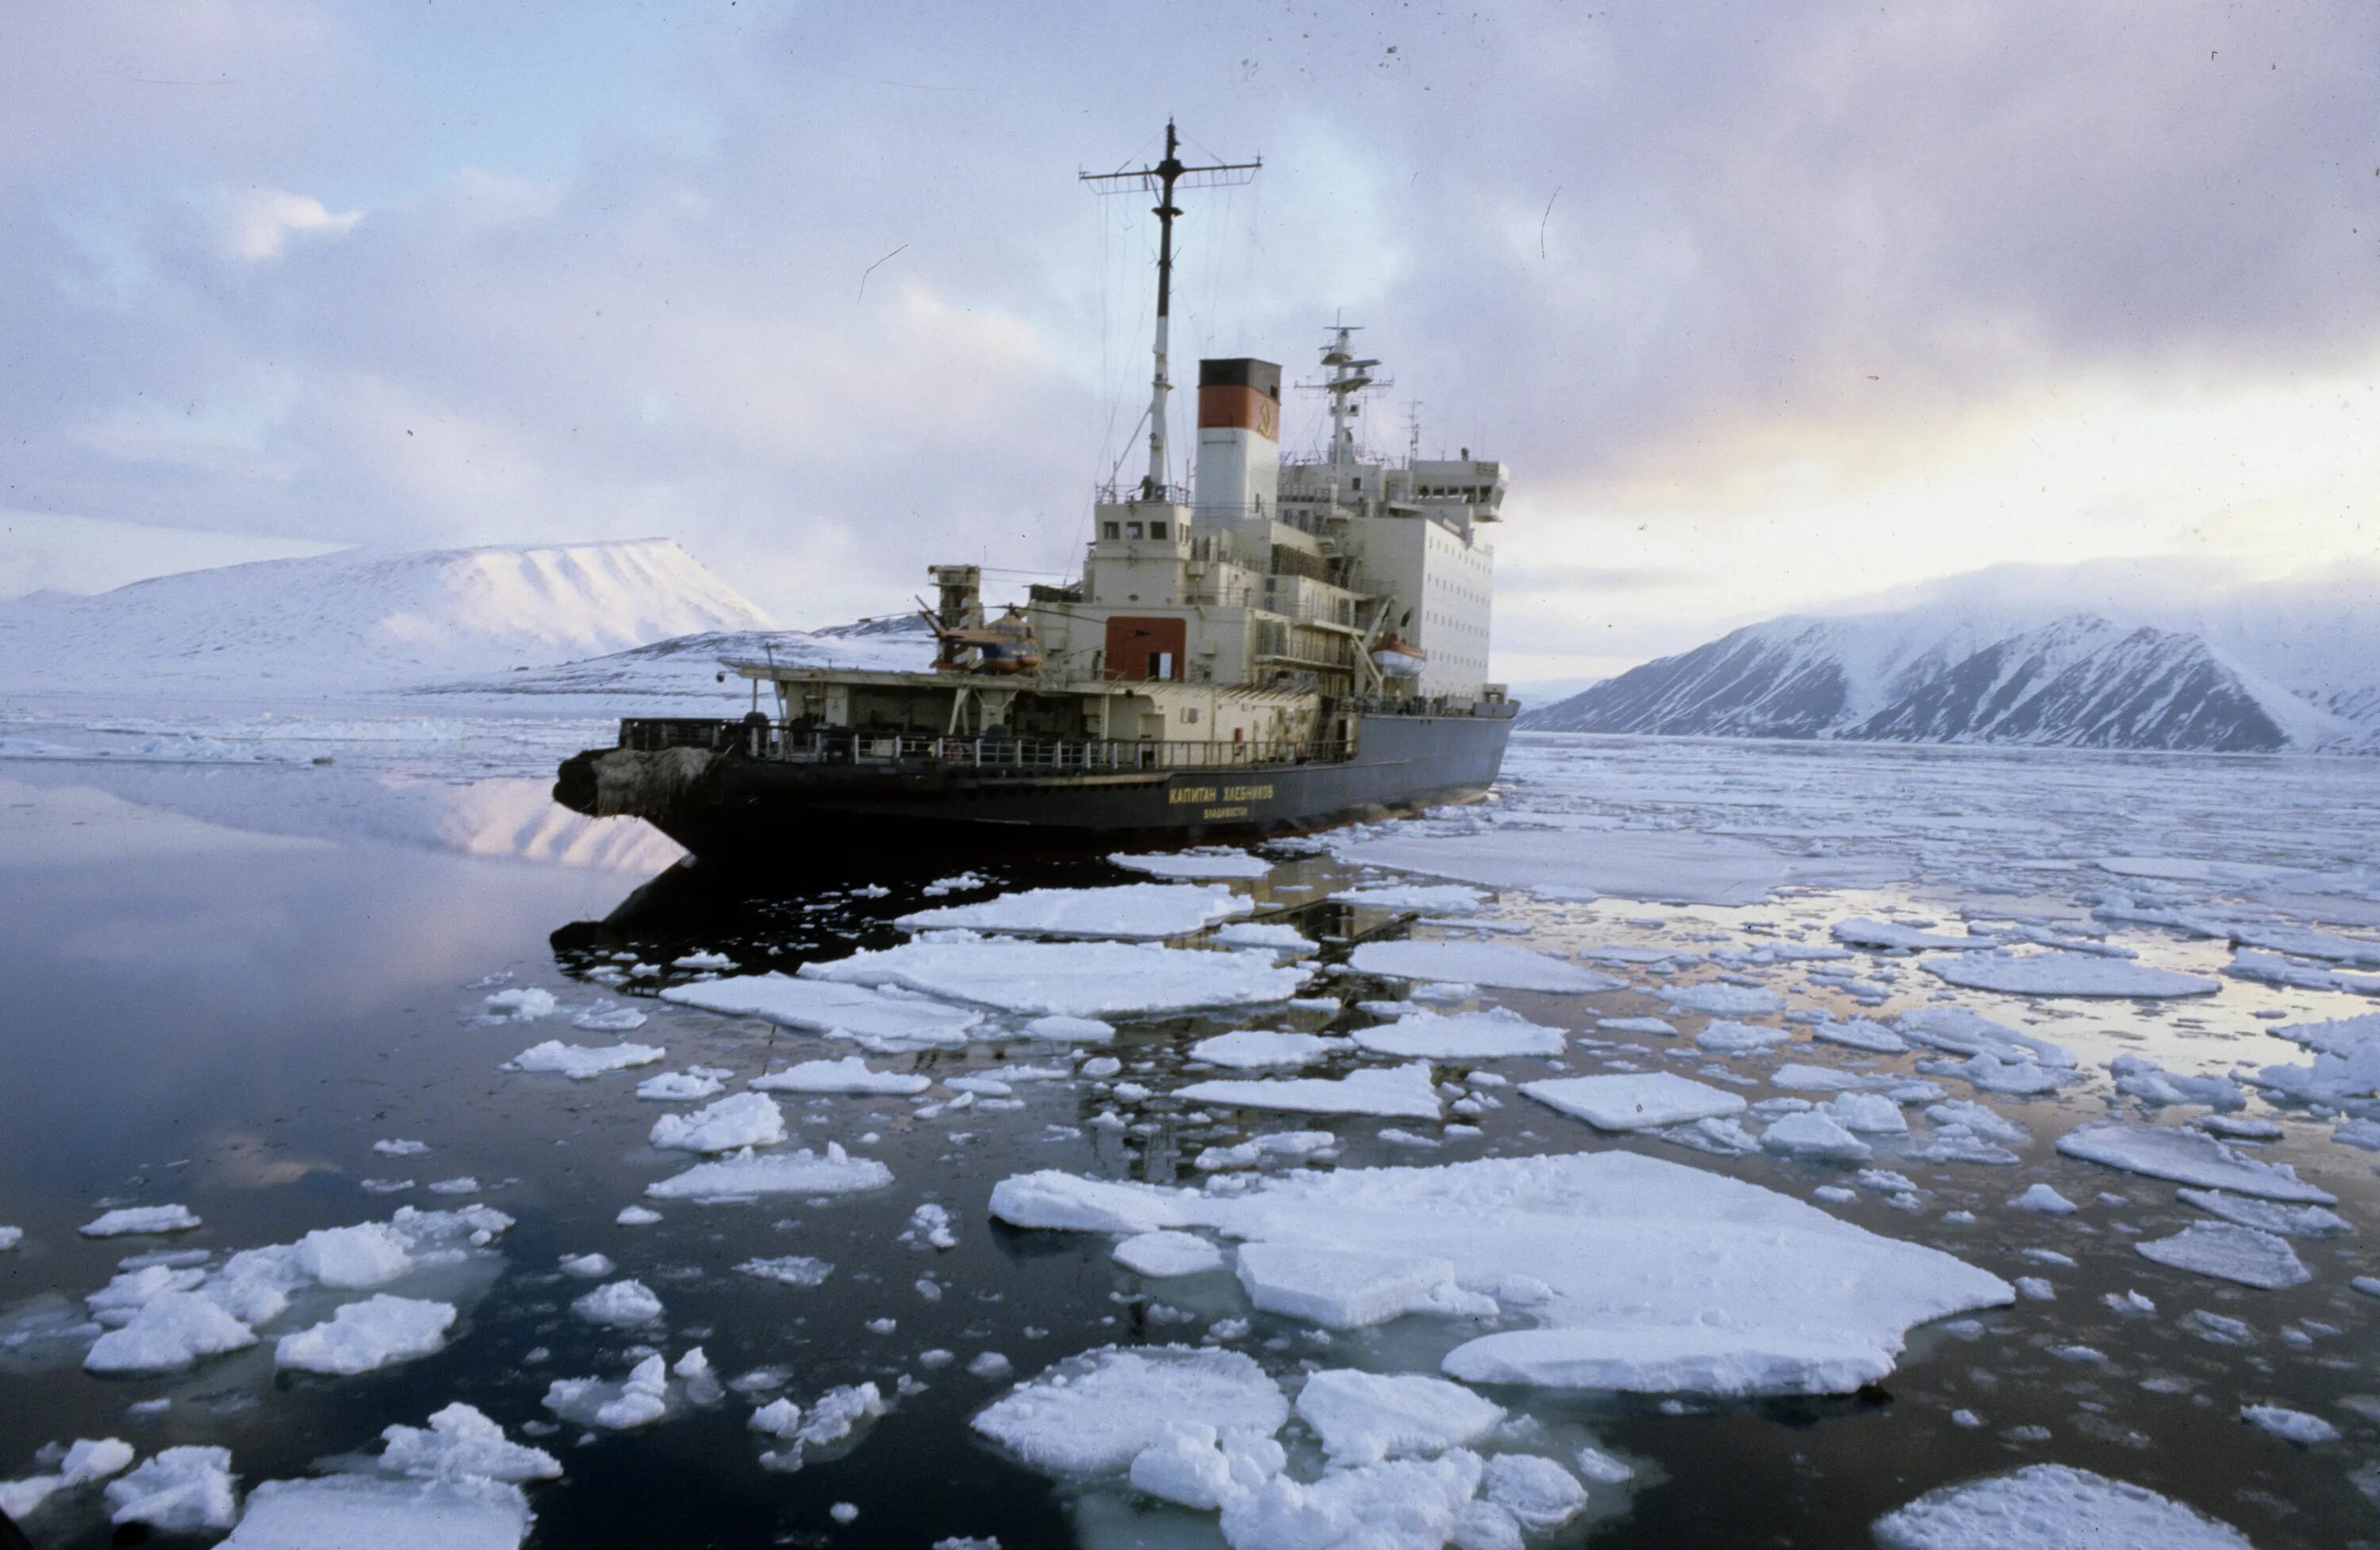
[1521,560,2380,754]
[430,616,935,697]
[0,539,776,694]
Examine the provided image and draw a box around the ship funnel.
[1194,357,1281,526]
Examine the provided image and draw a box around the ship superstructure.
[555,123,1517,859]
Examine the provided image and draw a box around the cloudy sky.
[3,2,2373,681]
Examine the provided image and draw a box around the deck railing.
[618,718,1350,773]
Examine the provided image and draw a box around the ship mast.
[1082,122,1260,500]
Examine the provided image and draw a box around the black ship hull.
[555,710,1514,864]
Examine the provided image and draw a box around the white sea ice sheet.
[1112,1231,1224,1278]
[1222,1450,1484,1550]
[504,1041,665,1080]
[2133,1223,2310,1288]
[1188,1030,1352,1070]
[379,1403,562,1482]
[1350,1007,1567,1060]
[1331,882,1492,915]
[662,973,982,1049]
[79,1205,201,1237]
[1833,918,1994,952]
[1871,1463,2251,1550]
[2175,1188,2351,1237]
[644,1144,893,1202]
[85,1291,259,1374]
[105,1446,239,1533]
[2240,1404,2340,1445]
[1898,1008,2076,1068]
[749,1056,931,1095]
[274,1295,457,1374]
[1695,1019,1791,1055]
[572,1280,665,1326]
[1522,1072,1747,1131]
[896,882,1251,940]
[647,1092,785,1153]
[1292,1369,1503,1466]
[222,1475,532,1550]
[2056,1122,2334,1203]
[1235,1242,1497,1329]
[1662,983,1784,1016]
[992,1151,2013,1395]
[806,938,1306,1018]
[1349,939,1624,992]
[969,1345,1288,1475]
[1108,849,1273,880]
[1178,1061,1442,1119]
[1337,825,1903,906]
[1811,1019,1908,1053]
[1923,950,2219,998]
[635,1071,724,1101]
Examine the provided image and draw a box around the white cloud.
[216,186,363,261]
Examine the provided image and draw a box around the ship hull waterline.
[555,712,1514,864]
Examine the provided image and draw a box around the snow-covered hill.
[429,616,935,697]
[0,539,776,694]
[1521,559,2380,754]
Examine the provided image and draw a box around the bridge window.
[1103,521,1120,539]
[1126,521,1144,539]
[1149,520,1168,540]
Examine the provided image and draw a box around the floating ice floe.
[663,973,982,1050]
[1660,982,1784,1016]
[544,1354,674,1430]
[1109,849,1273,881]
[1331,882,1491,915]
[1226,1451,1488,1549]
[2055,1122,2334,1203]
[897,882,1252,940]
[1237,1241,1498,1327]
[2109,1056,2245,1111]
[105,1446,239,1533]
[0,1437,136,1520]
[373,1139,432,1157]
[2224,948,2380,996]
[1871,1462,2251,1549]
[1188,1030,1353,1070]
[221,1475,532,1550]
[1898,1008,2076,1068]
[571,1001,649,1032]
[1811,1018,1906,1052]
[1695,1020,1790,1055]
[274,1295,458,1374]
[1760,1111,1871,1162]
[1214,922,1319,955]
[383,1399,564,1485]
[735,1256,834,1287]
[86,1292,261,1375]
[504,1041,664,1080]
[1770,1062,1863,1092]
[2176,1187,2351,1237]
[1829,1092,1909,1134]
[1335,826,1902,906]
[1349,1007,1567,1060]
[1178,1061,1442,1120]
[1922,950,2219,998]
[2240,1403,2340,1445]
[633,1067,725,1103]
[1349,939,1624,993]
[1292,1369,1503,1467]
[644,1144,892,1202]
[557,1253,613,1278]
[2133,1223,2310,1289]
[1597,1015,1676,1037]
[1924,1052,2073,1096]
[1113,1230,1224,1278]
[1522,1072,1747,1131]
[1833,918,1994,952]
[973,1345,1287,1477]
[647,1092,785,1153]
[806,937,1306,1019]
[2243,1010,2380,1106]
[573,1279,665,1326]
[750,1056,931,1095]
[992,1151,2012,1395]
[481,988,557,1022]
[2010,1184,2078,1215]
[1194,1132,1338,1172]
[80,1205,201,1237]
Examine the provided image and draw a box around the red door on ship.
[1104,616,1186,681]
